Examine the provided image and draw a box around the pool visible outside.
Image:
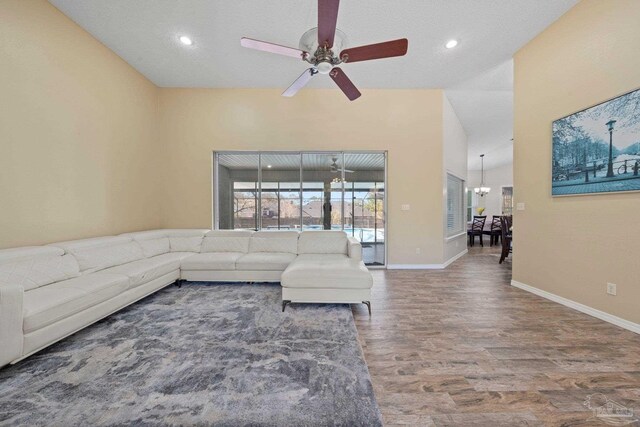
[301,225,385,243]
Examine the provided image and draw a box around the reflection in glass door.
[260,153,301,230]
[344,153,385,265]
[301,153,344,231]
[214,151,386,266]
[217,153,259,230]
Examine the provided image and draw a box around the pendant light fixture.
[474,154,491,197]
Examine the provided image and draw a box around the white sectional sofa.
[181,230,299,283]
[0,229,372,368]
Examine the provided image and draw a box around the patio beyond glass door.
[344,153,385,265]
[260,153,301,230]
[214,151,386,266]
[301,153,344,231]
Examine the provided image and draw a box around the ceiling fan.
[330,156,354,173]
[240,0,408,101]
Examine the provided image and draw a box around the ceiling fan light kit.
[241,0,409,101]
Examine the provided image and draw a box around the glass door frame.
[212,150,388,268]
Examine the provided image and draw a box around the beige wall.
[0,0,161,248]
[158,88,447,265]
[513,0,640,323]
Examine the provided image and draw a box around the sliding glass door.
[214,151,386,266]
[259,153,301,230]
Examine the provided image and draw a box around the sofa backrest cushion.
[0,246,63,264]
[169,237,202,253]
[0,253,80,291]
[165,229,209,253]
[202,230,254,253]
[139,238,170,257]
[121,229,209,255]
[120,230,171,258]
[50,236,144,273]
[297,231,348,255]
[0,246,80,291]
[249,231,299,254]
[120,230,168,240]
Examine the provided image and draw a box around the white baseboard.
[387,250,468,270]
[511,280,640,334]
[387,264,445,270]
[443,249,468,268]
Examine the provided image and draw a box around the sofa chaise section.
[280,231,373,313]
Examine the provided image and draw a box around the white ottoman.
[280,254,373,314]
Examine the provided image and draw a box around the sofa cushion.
[165,229,209,253]
[120,231,171,258]
[50,235,130,251]
[101,255,181,289]
[50,236,145,273]
[74,242,145,273]
[180,253,244,271]
[202,230,254,253]
[22,273,129,333]
[0,246,63,264]
[120,230,168,240]
[236,252,297,271]
[165,229,210,237]
[169,237,203,253]
[249,231,299,254]
[281,254,372,289]
[139,238,171,257]
[153,252,196,262]
[297,231,348,255]
[0,254,80,291]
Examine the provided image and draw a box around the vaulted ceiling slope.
[49,0,577,89]
[447,60,515,170]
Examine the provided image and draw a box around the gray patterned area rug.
[0,283,382,427]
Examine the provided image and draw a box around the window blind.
[446,174,465,237]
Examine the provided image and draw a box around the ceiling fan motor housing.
[299,27,348,72]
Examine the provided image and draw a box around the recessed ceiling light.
[179,36,193,46]
[445,39,458,49]
[267,165,272,168]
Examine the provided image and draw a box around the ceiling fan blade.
[282,68,317,97]
[241,37,307,60]
[340,38,408,63]
[318,0,340,48]
[332,167,354,173]
[329,67,361,101]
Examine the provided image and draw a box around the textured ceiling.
[48,0,577,172]
[48,0,576,89]
[447,60,514,170]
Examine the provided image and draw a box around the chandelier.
[474,154,491,197]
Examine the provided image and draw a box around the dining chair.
[467,215,486,247]
[483,215,502,246]
[499,215,512,264]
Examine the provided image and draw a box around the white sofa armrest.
[347,237,362,261]
[0,283,23,367]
